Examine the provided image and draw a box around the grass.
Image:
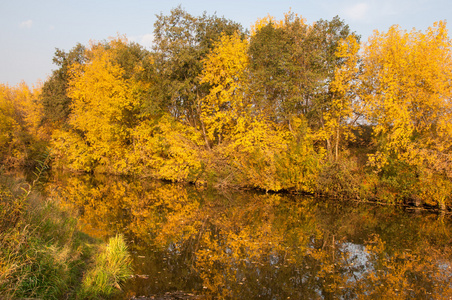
[0,170,133,299]
[79,234,133,299]
[0,177,80,299]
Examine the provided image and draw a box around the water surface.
[46,172,452,299]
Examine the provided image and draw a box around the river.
[43,172,452,299]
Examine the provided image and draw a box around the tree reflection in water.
[46,173,452,299]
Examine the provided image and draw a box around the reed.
[79,234,133,299]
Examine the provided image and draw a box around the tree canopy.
[2,7,451,208]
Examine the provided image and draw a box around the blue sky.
[1,0,451,86]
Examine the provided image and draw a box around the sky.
[1,0,451,87]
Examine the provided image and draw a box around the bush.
[317,157,361,199]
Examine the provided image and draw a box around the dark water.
[45,172,452,299]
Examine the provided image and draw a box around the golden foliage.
[0,85,18,149]
[200,32,249,145]
[0,82,45,167]
[67,39,142,172]
[52,37,150,174]
[132,114,204,182]
[360,22,452,173]
[323,34,361,161]
[250,11,306,35]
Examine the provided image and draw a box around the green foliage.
[418,172,451,209]
[378,159,419,203]
[40,43,86,125]
[275,129,323,192]
[248,14,356,127]
[249,21,295,119]
[153,6,244,124]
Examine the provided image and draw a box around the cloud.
[341,1,404,23]
[343,3,370,21]
[131,33,154,49]
[140,34,154,48]
[20,19,33,29]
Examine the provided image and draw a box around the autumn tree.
[152,6,244,127]
[322,34,361,161]
[0,85,18,162]
[0,83,45,168]
[52,37,152,173]
[199,31,249,147]
[198,28,321,191]
[359,21,452,207]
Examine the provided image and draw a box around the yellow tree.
[54,36,205,181]
[361,22,452,167]
[12,82,44,139]
[0,85,18,158]
[200,30,309,191]
[323,34,361,161]
[131,114,204,182]
[199,31,249,146]
[53,37,149,173]
[0,83,45,167]
[200,25,322,192]
[360,21,452,206]
[250,11,306,36]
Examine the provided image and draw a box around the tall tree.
[248,13,308,122]
[304,17,356,132]
[200,32,249,147]
[248,14,356,132]
[322,34,361,161]
[152,6,244,127]
[52,37,152,173]
[360,21,452,177]
[40,44,85,126]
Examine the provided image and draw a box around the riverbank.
[0,172,132,299]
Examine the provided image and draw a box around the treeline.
[1,7,451,208]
